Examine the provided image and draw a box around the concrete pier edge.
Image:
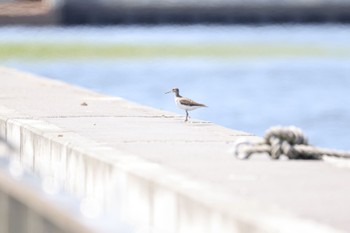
[0,162,100,233]
[1,113,342,233]
[0,66,346,233]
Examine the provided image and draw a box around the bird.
[165,87,207,122]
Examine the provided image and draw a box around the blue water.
[2,25,350,150]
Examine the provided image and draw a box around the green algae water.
[0,43,348,59]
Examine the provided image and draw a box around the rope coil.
[232,126,350,160]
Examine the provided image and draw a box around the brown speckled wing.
[179,98,207,107]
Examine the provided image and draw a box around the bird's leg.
[185,110,189,122]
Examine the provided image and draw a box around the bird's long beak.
[165,90,171,94]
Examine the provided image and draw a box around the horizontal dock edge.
[61,2,350,24]
[1,1,350,25]
[0,110,344,232]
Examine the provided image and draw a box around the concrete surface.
[0,159,103,233]
[0,66,349,233]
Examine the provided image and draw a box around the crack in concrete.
[120,140,236,143]
[42,115,178,118]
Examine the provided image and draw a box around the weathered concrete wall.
[0,159,103,233]
[0,66,348,233]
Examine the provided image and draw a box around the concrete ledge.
[0,158,102,233]
[0,66,348,233]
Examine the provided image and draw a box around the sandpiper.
[165,87,207,122]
